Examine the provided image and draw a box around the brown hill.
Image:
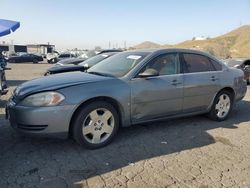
[134,41,161,49]
[174,25,250,58]
[133,25,250,58]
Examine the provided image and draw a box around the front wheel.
[208,90,233,121]
[9,59,15,63]
[72,101,119,149]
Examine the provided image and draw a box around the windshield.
[79,54,111,67]
[87,52,150,77]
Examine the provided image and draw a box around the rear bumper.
[235,81,247,102]
[6,100,75,138]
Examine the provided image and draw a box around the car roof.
[127,48,221,61]
[100,52,119,56]
[128,48,210,54]
[99,49,122,53]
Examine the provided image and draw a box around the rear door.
[180,53,220,113]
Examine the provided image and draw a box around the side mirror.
[80,64,89,72]
[244,65,250,72]
[83,63,89,69]
[138,68,159,78]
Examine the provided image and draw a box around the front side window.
[182,53,213,73]
[139,53,179,76]
[59,54,70,58]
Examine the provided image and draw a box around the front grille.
[17,124,48,131]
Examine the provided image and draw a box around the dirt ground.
[1,62,250,188]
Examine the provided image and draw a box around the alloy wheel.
[82,108,115,144]
[215,94,231,118]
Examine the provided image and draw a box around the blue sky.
[1,0,250,50]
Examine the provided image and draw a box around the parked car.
[46,51,59,64]
[224,58,250,84]
[83,49,122,60]
[48,53,76,64]
[44,52,118,76]
[7,53,43,63]
[6,49,247,149]
[54,57,86,66]
[54,49,123,66]
[0,56,8,95]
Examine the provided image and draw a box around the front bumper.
[6,100,75,138]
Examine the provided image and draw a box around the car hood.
[14,72,112,99]
[48,65,85,73]
[57,58,85,65]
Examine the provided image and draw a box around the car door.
[180,53,220,113]
[21,54,30,62]
[130,53,183,123]
[28,54,35,62]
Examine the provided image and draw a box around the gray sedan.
[6,49,247,149]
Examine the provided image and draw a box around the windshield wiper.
[87,71,114,77]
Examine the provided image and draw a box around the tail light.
[243,72,249,81]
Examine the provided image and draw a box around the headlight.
[19,91,65,107]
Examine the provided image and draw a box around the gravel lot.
[1,62,250,188]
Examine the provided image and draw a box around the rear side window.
[210,59,222,71]
[182,53,214,73]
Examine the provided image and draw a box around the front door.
[130,53,183,123]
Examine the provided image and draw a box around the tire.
[44,71,50,76]
[51,58,57,64]
[72,101,119,149]
[0,71,7,95]
[33,59,38,64]
[9,59,15,63]
[208,90,233,121]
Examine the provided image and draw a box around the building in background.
[0,43,55,55]
[27,44,55,55]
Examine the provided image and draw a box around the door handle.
[210,76,219,81]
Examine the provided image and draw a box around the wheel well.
[68,97,123,138]
[243,59,250,66]
[219,87,235,100]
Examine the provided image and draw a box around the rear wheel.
[208,90,233,121]
[72,101,119,149]
[44,71,50,76]
[0,71,7,95]
[33,59,38,64]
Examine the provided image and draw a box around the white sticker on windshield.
[127,55,142,60]
[101,54,109,57]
